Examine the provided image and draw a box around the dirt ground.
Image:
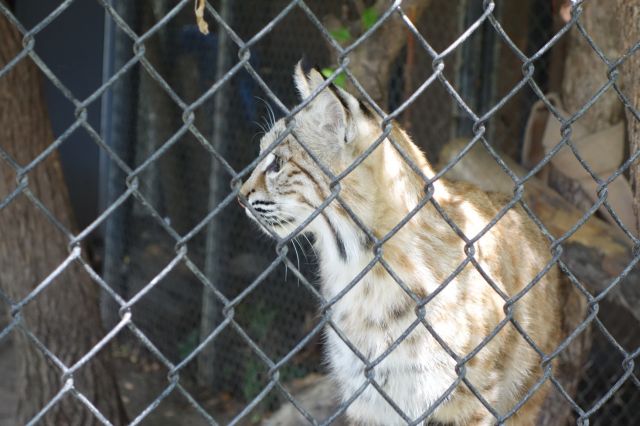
[0,334,249,426]
[0,338,17,426]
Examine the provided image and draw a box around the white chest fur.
[318,251,459,425]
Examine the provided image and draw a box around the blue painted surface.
[15,1,104,229]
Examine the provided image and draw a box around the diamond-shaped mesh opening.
[575,300,640,425]
[576,317,636,418]
[109,327,175,424]
[0,192,72,302]
[233,256,321,362]
[126,259,205,365]
[23,1,105,101]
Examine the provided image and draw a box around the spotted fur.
[240,64,564,425]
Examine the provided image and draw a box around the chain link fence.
[1,0,639,424]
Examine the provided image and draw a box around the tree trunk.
[0,12,127,425]
[618,1,640,233]
[326,0,431,109]
[561,1,623,133]
[553,0,625,213]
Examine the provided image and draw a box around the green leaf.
[362,7,378,30]
[334,72,346,88]
[330,27,351,43]
[320,67,346,89]
[321,67,334,79]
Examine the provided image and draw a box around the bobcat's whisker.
[252,120,268,136]
[278,216,309,266]
[255,96,277,131]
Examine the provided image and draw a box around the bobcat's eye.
[266,154,282,174]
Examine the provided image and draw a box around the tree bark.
[0,13,127,425]
[561,0,623,133]
[617,1,640,233]
[550,1,625,215]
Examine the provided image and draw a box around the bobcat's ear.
[311,69,357,145]
[294,61,311,99]
[293,62,357,146]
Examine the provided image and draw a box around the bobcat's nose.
[238,180,252,208]
[238,190,253,208]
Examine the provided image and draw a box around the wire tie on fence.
[570,0,585,16]
[596,181,608,196]
[174,237,188,253]
[576,417,589,426]
[363,362,376,380]
[267,368,280,382]
[502,300,515,317]
[181,110,196,126]
[15,172,28,187]
[414,304,426,322]
[274,241,289,256]
[237,45,252,63]
[379,117,395,133]
[60,369,76,388]
[118,305,132,320]
[607,64,621,81]
[432,57,445,73]
[463,242,476,258]
[132,42,146,57]
[9,306,22,323]
[512,183,525,200]
[21,34,35,50]
[372,243,383,259]
[549,239,564,255]
[540,355,552,371]
[328,179,342,194]
[74,105,88,122]
[471,122,486,135]
[335,53,350,70]
[622,357,635,373]
[454,362,467,380]
[125,175,139,190]
[221,305,235,319]
[167,368,181,384]
[229,175,243,191]
[559,121,573,139]
[68,239,82,255]
[521,61,535,79]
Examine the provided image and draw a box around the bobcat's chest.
[320,264,457,424]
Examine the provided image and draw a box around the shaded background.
[1,0,638,424]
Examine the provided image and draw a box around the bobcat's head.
[239,64,381,245]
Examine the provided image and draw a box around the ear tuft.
[292,61,360,149]
[293,60,311,99]
[306,67,326,93]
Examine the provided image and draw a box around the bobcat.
[239,64,565,425]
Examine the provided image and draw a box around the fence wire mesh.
[0,0,639,425]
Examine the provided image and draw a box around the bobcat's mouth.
[243,201,296,233]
